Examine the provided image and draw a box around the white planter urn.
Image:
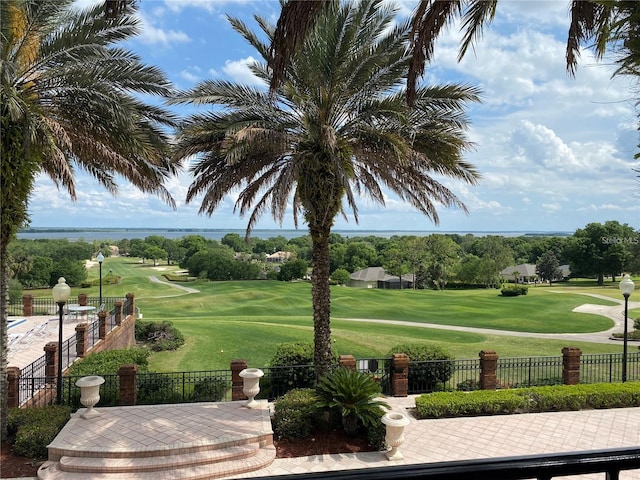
[382,412,410,460]
[239,368,264,408]
[75,375,105,419]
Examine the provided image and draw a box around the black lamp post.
[97,252,104,307]
[52,277,70,404]
[619,274,635,383]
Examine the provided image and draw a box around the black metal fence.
[9,296,125,317]
[15,351,640,408]
[14,309,119,406]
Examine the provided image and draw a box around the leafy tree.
[144,246,167,267]
[329,243,348,273]
[49,259,87,287]
[18,256,54,288]
[129,239,147,262]
[330,268,351,285]
[0,0,177,439]
[456,254,482,284]
[382,246,411,289]
[424,235,461,290]
[566,221,635,284]
[171,1,480,378]
[344,242,379,273]
[222,233,249,253]
[278,259,308,282]
[536,251,561,284]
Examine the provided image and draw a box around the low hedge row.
[7,406,72,458]
[415,383,640,419]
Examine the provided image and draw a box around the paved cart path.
[341,293,640,345]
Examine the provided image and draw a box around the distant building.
[501,263,571,283]
[266,251,293,263]
[349,267,414,289]
[500,264,538,284]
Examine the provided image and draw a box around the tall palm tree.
[171,0,480,379]
[269,0,618,105]
[0,0,178,440]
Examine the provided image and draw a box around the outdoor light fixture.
[619,274,635,383]
[97,252,104,307]
[52,277,71,404]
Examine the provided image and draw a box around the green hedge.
[501,285,529,296]
[7,406,72,458]
[415,383,640,419]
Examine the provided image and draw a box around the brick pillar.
[562,347,582,385]
[22,294,34,317]
[231,359,248,401]
[118,364,138,406]
[114,301,124,326]
[338,355,356,370]
[75,323,88,357]
[44,342,58,382]
[479,350,499,390]
[126,293,135,316]
[99,311,108,339]
[7,367,21,408]
[391,353,409,397]
[78,293,88,306]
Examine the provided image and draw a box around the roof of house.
[350,267,414,283]
[350,266,387,282]
[501,263,538,277]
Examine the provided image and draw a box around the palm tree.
[0,0,178,440]
[171,0,480,379]
[269,0,620,104]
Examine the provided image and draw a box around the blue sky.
[28,0,640,234]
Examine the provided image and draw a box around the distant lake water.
[17,228,571,242]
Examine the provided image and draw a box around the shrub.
[135,320,185,351]
[67,348,149,376]
[137,373,183,405]
[191,377,229,402]
[414,383,640,419]
[315,368,389,436]
[387,343,454,392]
[273,388,318,440]
[267,342,317,397]
[501,285,528,296]
[8,406,71,458]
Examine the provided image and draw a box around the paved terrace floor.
[7,396,640,480]
[7,315,86,371]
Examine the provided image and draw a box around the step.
[59,444,260,473]
[38,444,276,480]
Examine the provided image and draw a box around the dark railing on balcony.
[498,355,564,388]
[249,447,640,480]
[581,351,640,384]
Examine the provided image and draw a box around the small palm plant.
[316,368,389,436]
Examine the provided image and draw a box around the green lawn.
[32,257,635,371]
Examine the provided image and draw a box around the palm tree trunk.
[1,234,10,441]
[309,223,333,380]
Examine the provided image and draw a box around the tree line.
[9,220,638,294]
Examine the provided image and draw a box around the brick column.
[391,353,409,397]
[22,294,34,317]
[44,342,58,382]
[78,293,88,306]
[562,347,582,385]
[7,367,21,408]
[118,364,138,406]
[99,311,108,339]
[114,301,124,326]
[479,350,499,390]
[338,355,356,370]
[75,323,88,357]
[231,359,248,401]
[126,293,135,316]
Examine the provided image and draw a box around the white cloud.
[221,56,265,86]
[137,11,190,46]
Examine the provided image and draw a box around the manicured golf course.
[44,256,640,371]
